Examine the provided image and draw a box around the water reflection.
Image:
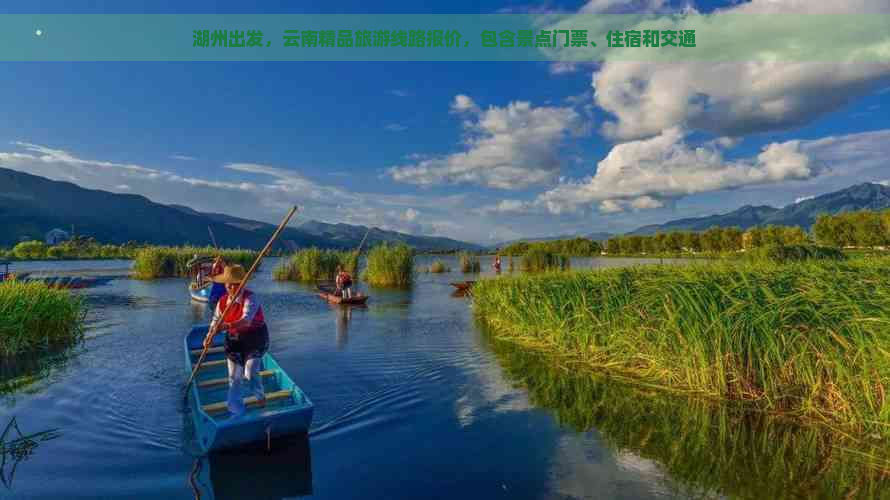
[483,330,890,500]
[0,344,82,401]
[189,434,312,500]
[334,305,352,350]
[0,417,61,491]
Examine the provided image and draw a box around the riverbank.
[472,257,890,439]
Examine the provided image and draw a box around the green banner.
[2,14,888,61]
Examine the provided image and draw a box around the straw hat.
[211,265,250,284]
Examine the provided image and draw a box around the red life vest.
[218,290,265,335]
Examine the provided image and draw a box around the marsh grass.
[364,243,413,287]
[486,334,890,499]
[473,257,890,438]
[133,246,257,279]
[459,252,481,273]
[520,248,570,272]
[0,282,86,356]
[428,260,450,273]
[273,248,358,282]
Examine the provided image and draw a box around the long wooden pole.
[184,206,298,394]
[208,226,219,250]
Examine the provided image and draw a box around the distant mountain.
[628,183,890,235]
[0,168,482,251]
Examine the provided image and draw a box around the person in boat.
[208,256,227,304]
[335,266,353,299]
[207,265,269,415]
[493,255,502,273]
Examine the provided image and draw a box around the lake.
[2,256,885,499]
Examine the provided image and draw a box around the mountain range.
[0,167,483,251]
[628,182,890,235]
[3,166,888,250]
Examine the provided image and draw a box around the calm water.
[2,256,886,499]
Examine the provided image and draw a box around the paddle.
[184,206,299,395]
[208,225,219,250]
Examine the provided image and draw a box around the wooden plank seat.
[197,370,276,389]
[202,390,293,415]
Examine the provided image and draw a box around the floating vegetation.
[427,260,450,273]
[0,417,61,489]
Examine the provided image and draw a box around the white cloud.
[115,184,132,191]
[528,127,820,214]
[579,0,668,14]
[878,180,890,186]
[450,94,480,114]
[389,97,584,190]
[589,0,890,140]
[387,89,412,97]
[170,154,197,161]
[384,123,408,132]
[794,195,815,203]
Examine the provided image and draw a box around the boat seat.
[197,369,276,388]
[202,390,292,415]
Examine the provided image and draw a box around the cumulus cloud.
[579,0,668,14]
[590,0,890,140]
[511,127,822,214]
[794,195,815,203]
[389,96,584,190]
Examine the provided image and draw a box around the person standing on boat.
[493,255,502,273]
[208,265,269,415]
[335,266,353,299]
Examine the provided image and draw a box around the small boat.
[449,281,476,291]
[184,325,314,452]
[189,282,213,303]
[316,286,369,305]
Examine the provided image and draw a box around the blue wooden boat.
[189,282,225,305]
[184,325,314,452]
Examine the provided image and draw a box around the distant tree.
[606,238,622,255]
[13,240,47,260]
[701,227,723,252]
[721,227,743,252]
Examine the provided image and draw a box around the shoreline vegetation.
[133,247,257,280]
[473,256,890,440]
[485,334,890,497]
[273,248,358,282]
[0,281,86,356]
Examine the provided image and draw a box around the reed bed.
[428,260,450,273]
[364,243,413,287]
[459,252,481,273]
[520,248,570,272]
[273,248,358,282]
[486,335,890,499]
[0,282,86,356]
[473,257,890,437]
[133,246,257,279]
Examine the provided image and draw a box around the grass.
[0,282,86,356]
[273,248,358,282]
[459,252,481,273]
[485,334,890,499]
[520,248,570,272]
[746,244,847,263]
[132,246,257,280]
[428,260,450,273]
[473,257,890,438]
[364,243,413,287]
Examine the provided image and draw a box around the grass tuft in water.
[133,247,257,280]
[273,248,358,282]
[0,282,86,357]
[364,243,413,287]
[459,252,481,273]
[520,248,570,272]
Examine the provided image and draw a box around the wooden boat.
[189,282,212,303]
[184,325,314,452]
[449,281,476,291]
[316,286,369,305]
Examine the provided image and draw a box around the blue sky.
[2,0,889,243]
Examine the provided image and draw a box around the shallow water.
[2,256,886,499]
